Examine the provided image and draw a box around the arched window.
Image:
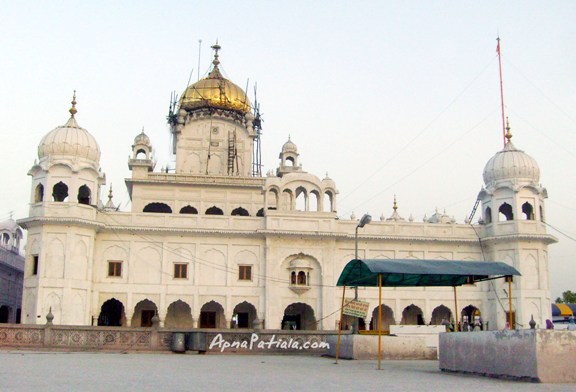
[179,205,198,214]
[499,202,513,221]
[206,206,224,215]
[231,207,249,216]
[52,181,68,202]
[309,191,319,212]
[77,185,91,205]
[136,149,147,159]
[522,202,534,220]
[143,202,172,213]
[35,184,44,203]
[297,271,307,285]
[484,207,492,224]
[295,187,306,211]
[291,271,296,285]
[256,208,264,217]
[323,191,334,212]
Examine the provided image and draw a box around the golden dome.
[180,44,251,114]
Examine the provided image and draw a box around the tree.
[555,290,576,304]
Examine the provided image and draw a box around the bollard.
[171,332,186,353]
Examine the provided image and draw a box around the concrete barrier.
[439,330,576,383]
[327,334,437,360]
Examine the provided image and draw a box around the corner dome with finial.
[134,128,151,146]
[282,136,297,153]
[37,92,101,163]
[482,120,540,187]
[180,43,251,114]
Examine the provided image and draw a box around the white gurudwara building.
[18,45,556,331]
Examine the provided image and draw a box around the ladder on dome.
[468,199,480,223]
[227,130,237,175]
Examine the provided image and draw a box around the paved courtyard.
[0,352,574,391]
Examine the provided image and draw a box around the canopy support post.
[335,285,346,364]
[453,286,459,332]
[507,275,513,329]
[378,273,382,370]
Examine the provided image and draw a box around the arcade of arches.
[96,298,482,330]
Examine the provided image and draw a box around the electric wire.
[343,106,499,217]
[338,56,497,207]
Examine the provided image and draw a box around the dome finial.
[211,41,221,67]
[69,90,77,118]
[505,117,512,142]
[393,194,398,211]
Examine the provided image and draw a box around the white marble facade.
[0,219,24,323]
[18,48,556,331]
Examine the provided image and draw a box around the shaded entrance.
[281,302,316,330]
[232,301,257,328]
[131,299,158,327]
[461,304,482,330]
[401,304,425,325]
[199,301,225,328]
[430,305,452,325]
[97,299,125,326]
[0,305,10,323]
[164,300,193,328]
[370,304,395,331]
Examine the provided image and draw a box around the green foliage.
[556,290,576,304]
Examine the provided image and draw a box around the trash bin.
[186,332,207,352]
[171,332,186,353]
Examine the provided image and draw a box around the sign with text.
[343,299,370,318]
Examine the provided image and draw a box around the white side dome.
[483,140,540,187]
[37,96,101,163]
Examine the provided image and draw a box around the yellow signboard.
[343,299,370,318]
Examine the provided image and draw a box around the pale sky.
[1,1,575,298]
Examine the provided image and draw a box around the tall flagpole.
[497,36,506,147]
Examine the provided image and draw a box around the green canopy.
[336,259,520,287]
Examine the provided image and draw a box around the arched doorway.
[430,305,452,325]
[97,299,125,326]
[131,299,158,327]
[164,300,193,328]
[370,304,395,331]
[281,303,316,330]
[461,305,482,330]
[232,301,257,328]
[401,304,425,325]
[0,305,10,323]
[199,301,225,328]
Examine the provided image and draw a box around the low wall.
[439,330,576,383]
[326,334,437,360]
[0,324,334,355]
[390,325,446,348]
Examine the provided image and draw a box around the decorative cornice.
[479,233,558,245]
[127,173,265,188]
[17,217,105,230]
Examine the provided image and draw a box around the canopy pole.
[507,276,513,329]
[378,273,382,370]
[453,286,459,332]
[335,285,346,364]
